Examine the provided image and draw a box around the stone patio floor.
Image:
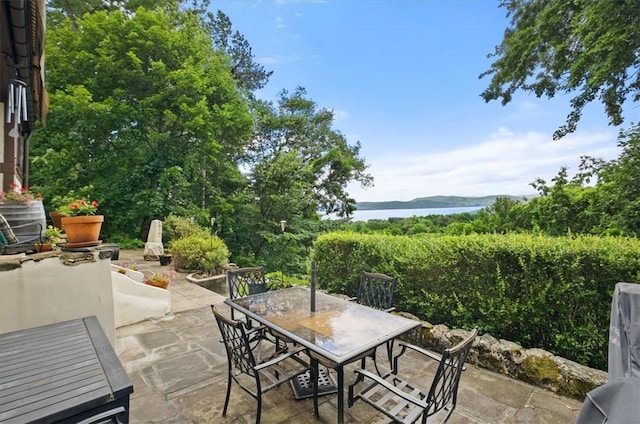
[114,250,584,423]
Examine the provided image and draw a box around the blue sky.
[213,0,622,202]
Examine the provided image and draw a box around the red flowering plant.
[56,198,99,217]
[0,183,43,204]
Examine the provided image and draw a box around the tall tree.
[481,0,640,139]
[31,3,252,238]
[574,124,640,236]
[250,87,372,218]
[223,87,372,270]
[206,10,273,91]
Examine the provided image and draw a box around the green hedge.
[311,232,640,370]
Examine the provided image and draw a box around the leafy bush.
[169,234,230,274]
[265,271,308,290]
[108,234,144,249]
[312,232,640,370]
[163,214,209,243]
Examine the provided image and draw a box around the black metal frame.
[351,272,398,374]
[348,328,478,424]
[212,306,310,424]
[355,271,397,312]
[0,218,42,254]
[226,267,268,321]
[226,266,293,353]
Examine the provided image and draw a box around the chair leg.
[223,369,232,417]
[312,358,319,417]
[256,393,262,424]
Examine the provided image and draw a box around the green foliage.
[31,2,252,240]
[265,272,308,290]
[169,235,230,274]
[32,2,371,272]
[108,235,144,250]
[162,214,210,243]
[248,87,372,218]
[338,212,478,236]
[220,87,372,272]
[312,232,640,370]
[481,0,640,139]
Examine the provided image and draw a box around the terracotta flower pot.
[35,243,53,253]
[60,215,104,244]
[145,279,169,290]
[49,211,63,229]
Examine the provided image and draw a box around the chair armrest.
[396,342,467,371]
[348,296,357,302]
[383,306,396,313]
[255,346,307,370]
[397,342,442,362]
[352,368,428,409]
[8,221,42,231]
[7,222,43,243]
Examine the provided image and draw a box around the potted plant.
[143,269,177,290]
[0,183,43,204]
[56,198,104,245]
[34,226,64,252]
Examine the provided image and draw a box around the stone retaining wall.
[397,312,607,401]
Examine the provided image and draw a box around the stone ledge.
[396,312,607,401]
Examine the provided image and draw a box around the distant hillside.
[356,195,530,210]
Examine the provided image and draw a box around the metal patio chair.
[212,305,310,424]
[227,266,269,322]
[226,266,290,352]
[0,213,43,254]
[348,328,478,424]
[352,271,397,312]
[350,271,398,374]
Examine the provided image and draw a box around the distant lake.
[348,206,484,222]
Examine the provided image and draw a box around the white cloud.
[348,128,621,202]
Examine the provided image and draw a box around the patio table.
[0,316,133,424]
[225,286,420,424]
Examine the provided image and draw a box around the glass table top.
[226,286,420,363]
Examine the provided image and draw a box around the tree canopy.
[481,0,640,139]
[31,0,370,272]
[32,4,252,238]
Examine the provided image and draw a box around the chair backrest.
[357,272,397,310]
[227,266,268,300]
[425,328,478,418]
[0,213,43,254]
[212,305,257,378]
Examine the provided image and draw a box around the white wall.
[0,251,116,345]
[111,268,171,328]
